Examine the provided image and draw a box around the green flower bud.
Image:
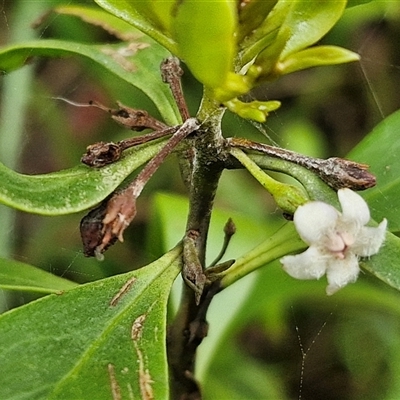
[224,98,281,123]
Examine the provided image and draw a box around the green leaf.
[172,0,237,89]
[278,0,347,60]
[254,0,348,77]
[0,139,167,215]
[54,5,144,41]
[0,39,180,125]
[278,45,360,75]
[346,0,376,7]
[136,0,176,33]
[236,0,278,43]
[0,246,181,399]
[0,258,78,293]
[239,0,291,65]
[362,231,400,295]
[348,109,400,232]
[94,0,177,55]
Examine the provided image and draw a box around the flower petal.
[281,246,328,280]
[325,253,360,295]
[294,201,339,245]
[352,218,387,257]
[338,188,370,226]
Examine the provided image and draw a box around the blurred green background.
[1,1,400,399]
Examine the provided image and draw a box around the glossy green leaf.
[54,5,144,41]
[0,139,167,215]
[94,0,177,54]
[278,45,360,75]
[348,109,400,232]
[0,258,78,293]
[0,246,182,399]
[254,0,348,77]
[0,39,180,125]
[278,0,347,60]
[172,0,237,90]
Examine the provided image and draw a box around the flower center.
[325,231,355,259]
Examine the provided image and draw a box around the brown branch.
[161,57,190,121]
[227,138,376,190]
[81,126,178,167]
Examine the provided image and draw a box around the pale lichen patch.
[131,314,147,341]
[135,342,154,400]
[109,276,137,306]
[107,363,122,400]
[101,42,150,72]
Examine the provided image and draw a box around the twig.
[209,218,236,267]
[227,137,376,190]
[161,57,190,121]
[81,126,178,167]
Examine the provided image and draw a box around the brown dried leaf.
[80,188,136,258]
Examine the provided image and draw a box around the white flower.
[281,188,387,295]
